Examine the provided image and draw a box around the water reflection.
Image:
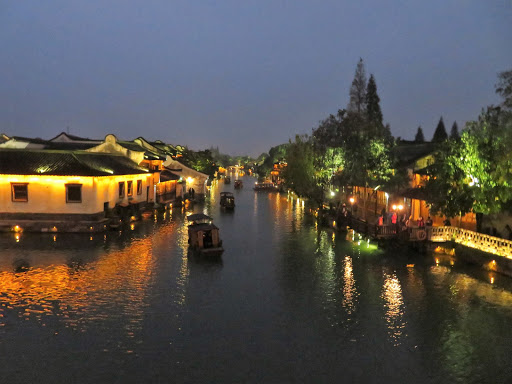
[381,271,406,346]
[341,255,358,319]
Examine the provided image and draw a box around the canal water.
[1,175,512,383]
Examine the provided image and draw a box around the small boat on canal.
[187,213,224,257]
[220,192,235,209]
[224,176,231,184]
[234,180,243,189]
[253,181,279,191]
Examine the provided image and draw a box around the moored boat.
[220,192,235,209]
[253,182,279,191]
[234,180,243,189]
[187,213,224,257]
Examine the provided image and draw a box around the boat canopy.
[187,213,213,224]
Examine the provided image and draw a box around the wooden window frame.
[66,184,82,203]
[119,181,125,198]
[137,180,142,195]
[127,180,133,197]
[11,183,28,202]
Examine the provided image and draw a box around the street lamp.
[349,197,355,214]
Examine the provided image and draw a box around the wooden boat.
[234,180,243,189]
[224,176,231,184]
[220,192,235,209]
[253,182,279,191]
[187,213,224,257]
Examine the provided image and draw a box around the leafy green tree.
[450,121,460,140]
[348,58,367,114]
[334,113,393,188]
[424,139,474,219]
[181,148,217,177]
[462,108,512,214]
[426,107,512,220]
[283,135,323,204]
[414,126,425,142]
[432,117,448,142]
[257,143,288,179]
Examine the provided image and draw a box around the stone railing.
[428,226,512,259]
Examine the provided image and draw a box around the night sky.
[1,1,511,157]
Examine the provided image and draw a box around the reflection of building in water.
[381,272,406,345]
[0,236,154,341]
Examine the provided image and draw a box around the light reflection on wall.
[381,272,407,346]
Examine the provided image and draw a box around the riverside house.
[0,148,151,233]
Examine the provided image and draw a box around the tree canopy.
[496,69,512,110]
[425,107,512,217]
[414,126,425,142]
[450,121,460,140]
[348,58,367,114]
[432,117,448,142]
[365,74,383,127]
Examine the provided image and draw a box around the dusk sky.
[1,1,511,157]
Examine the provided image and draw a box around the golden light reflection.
[342,256,358,317]
[0,236,155,345]
[381,272,406,346]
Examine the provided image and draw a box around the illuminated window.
[119,182,125,198]
[137,180,142,195]
[66,184,82,203]
[11,183,28,202]
[127,180,133,196]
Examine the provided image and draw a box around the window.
[137,180,142,195]
[127,180,133,196]
[66,184,82,203]
[119,181,125,198]
[11,183,28,202]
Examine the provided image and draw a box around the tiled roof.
[44,142,100,151]
[0,149,149,176]
[393,142,438,167]
[160,169,180,182]
[49,132,100,142]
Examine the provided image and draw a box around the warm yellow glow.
[398,205,403,210]
[15,234,20,242]
[53,235,57,242]
[392,204,397,210]
[130,224,135,231]
[187,177,194,184]
[13,225,21,233]
[51,226,58,232]
[333,221,336,228]
[349,197,355,204]
[491,277,495,284]
[435,258,440,265]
